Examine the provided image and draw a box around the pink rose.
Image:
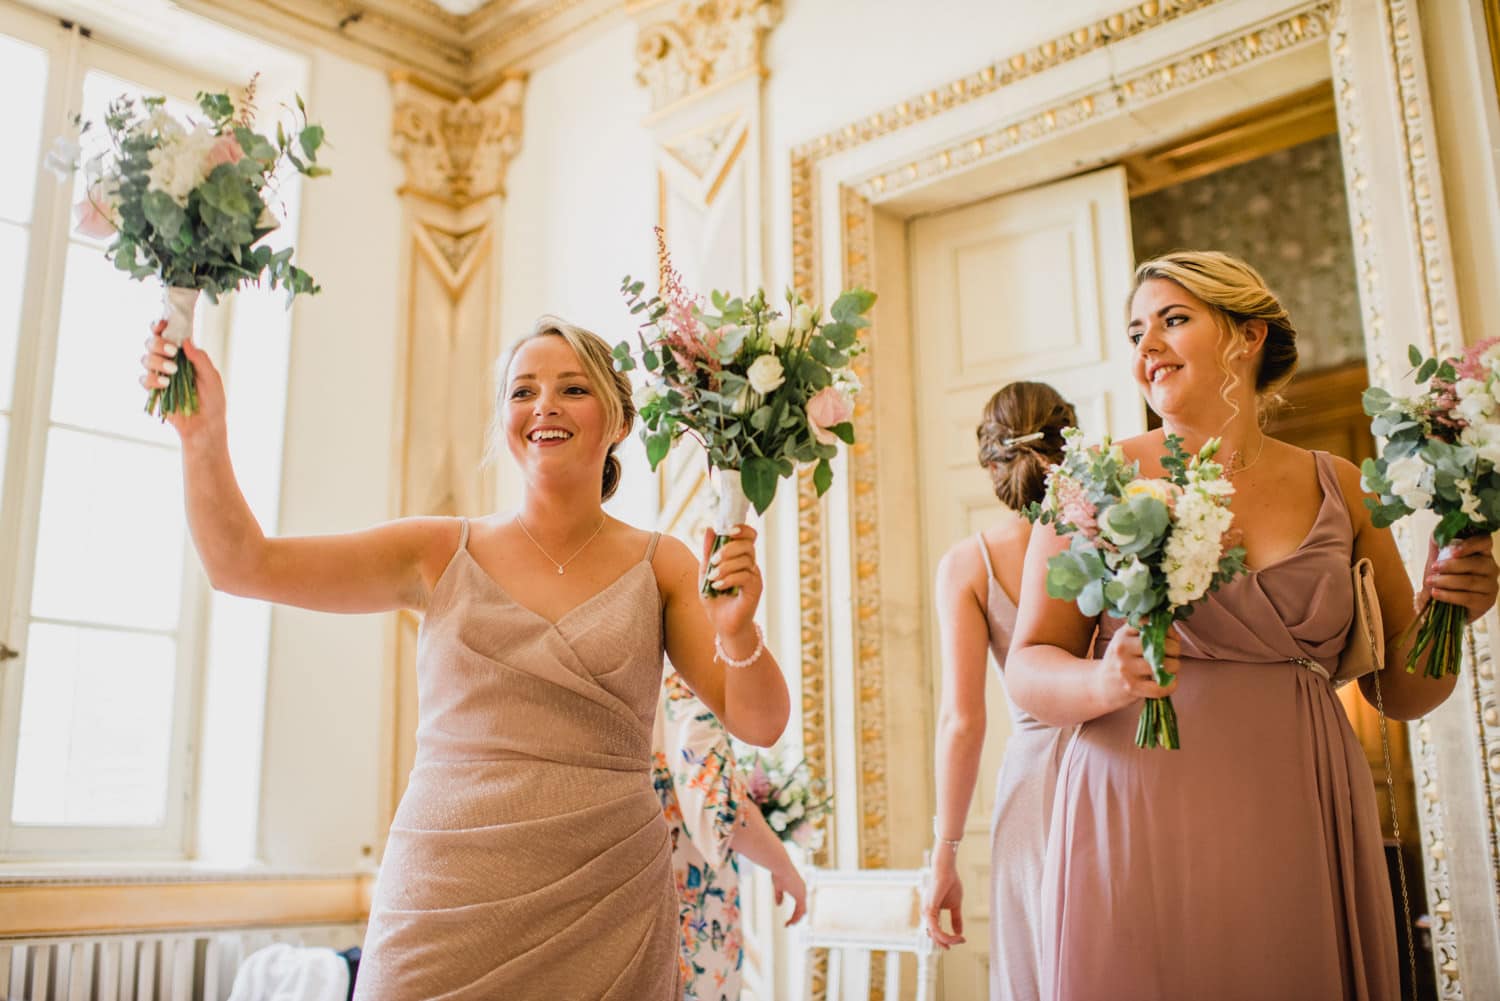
[72,182,117,239]
[807,386,854,445]
[204,134,245,170]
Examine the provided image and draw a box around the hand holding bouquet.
[1027,431,1248,749]
[614,229,875,595]
[1362,342,1500,677]
[741,750,832,852]
[54,77,329,418]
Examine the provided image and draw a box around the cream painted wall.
[255,49,404,871]
[498,21,659,527]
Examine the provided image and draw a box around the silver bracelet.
[715,624,764,669]
[933,817,962,851]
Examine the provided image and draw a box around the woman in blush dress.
[920,381,1079,1001]
[139,315,790,1000]
[1006,251,1498,1001]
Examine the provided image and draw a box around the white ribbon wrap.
[159,286,200,347]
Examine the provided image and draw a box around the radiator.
[1,924,363,1001]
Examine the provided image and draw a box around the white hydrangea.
[147,122,217,206]
[1455,378,1494,427]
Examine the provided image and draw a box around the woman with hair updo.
[139,315,790,1000]
[1008,251,1498,1000]
[919,380,1079,1001]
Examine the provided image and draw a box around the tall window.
[0,6,289,860]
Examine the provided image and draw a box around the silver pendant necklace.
[515,513,607,575]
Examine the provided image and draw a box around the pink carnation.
[807,386,854,445]
[204,133,245,170]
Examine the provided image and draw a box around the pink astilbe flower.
[655,226,720,372]
[1457,338,1500,381]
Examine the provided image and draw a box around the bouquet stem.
[146,286,200,419]
[1408,598,1467,679]
[703,467,751,597]
[1136,612,1181,750]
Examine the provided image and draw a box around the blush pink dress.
[354,521,681,1000]
[1041,452,1399,1000]
[975,536,1076,1001]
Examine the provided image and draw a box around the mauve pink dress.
[1041,451,1399,1000]
[354,521,681,1000]
[975,536,1075,1001]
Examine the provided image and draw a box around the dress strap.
[457,517,470,551]
[975,533,997,581]
[645,530,662,562]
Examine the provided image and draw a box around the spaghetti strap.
[975,533,997,582]
[457,517,470,552]
[645,531,662,563]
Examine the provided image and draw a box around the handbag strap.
[1369,659,1419,998]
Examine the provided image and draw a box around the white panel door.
[909,165,1141,999]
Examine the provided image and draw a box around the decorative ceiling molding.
[631,0,780,115]
[391,72,526,206]
[178,0,625,94]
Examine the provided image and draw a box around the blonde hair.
[490,315,636,501]
[1129,250,1298,419]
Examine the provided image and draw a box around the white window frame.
[0,3,238,860]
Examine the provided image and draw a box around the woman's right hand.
[1096,625,1180,712]
[140,320,226,438]
[921,855,965,948]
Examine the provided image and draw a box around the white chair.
[799,865,938,1001]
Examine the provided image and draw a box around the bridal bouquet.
[52,77,329,418]
[740,749,831,852]
[1027,431,1248,749]
[1362,341,1500,677]
[614,229,875,595]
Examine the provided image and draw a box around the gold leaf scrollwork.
[634,0,782,113]
[391,74,526,207]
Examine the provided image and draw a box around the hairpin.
[1002,431,1046,447]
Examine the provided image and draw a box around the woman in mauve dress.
[140,315,790,1000]
[1007,251,1498,1001]
[920,381,1079,1001]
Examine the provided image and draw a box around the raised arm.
[144,329,453,613]
[658,527,790,747]
[1006,522,1179,726]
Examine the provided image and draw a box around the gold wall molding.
[391,73,526,208]
[178,0,622,93]
[632,0,780,115]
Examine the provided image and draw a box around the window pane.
[11,622,175,826]
[0,34,47,225]
[0,221,26,412]
[50,243,177,445]
[30,427,186,630]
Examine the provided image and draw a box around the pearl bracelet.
[715,624,764,669]
[933,817,962,852]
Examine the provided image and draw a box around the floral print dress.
[652,672,749,1001]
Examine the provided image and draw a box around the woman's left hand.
[699,525,762,643]
[1423,534,1499,622]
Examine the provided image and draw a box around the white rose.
[764,318,792,346]
[792,302,816,334]
[776,789,792,807]
[632,382,663,409]
[1385,453,1434,511]
[747,354,786,394]
[787,801,805,821]
[769,810,789,832]
[147,123,217,206]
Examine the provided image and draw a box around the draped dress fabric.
[1041,451,1399,1001]
[975,536,1076,1001]
[354,520,681,1001]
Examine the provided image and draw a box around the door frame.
[788,0,1499,994]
